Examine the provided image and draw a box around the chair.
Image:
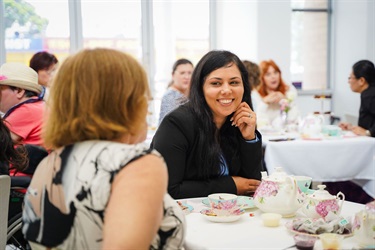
[0,175,10,249]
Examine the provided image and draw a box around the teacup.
[294,176,312,193]
[208,193,238,216]
[322,125,342,137]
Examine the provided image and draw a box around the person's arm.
[10,131,22,144]
[230,130,263,195]
[102,154,167,249]
[152,111,237,199]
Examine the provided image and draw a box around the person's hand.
[351,126,367,136]
[338,122,352,131]
[232,176,261,195]
[263,92,284,104]
[230,102,256,140]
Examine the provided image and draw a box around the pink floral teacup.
[208,193,238,216]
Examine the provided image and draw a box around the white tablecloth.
[180,198,366,250]
[263,135,375,198]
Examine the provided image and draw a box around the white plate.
[202,196,256,209]
[200,208,245,223]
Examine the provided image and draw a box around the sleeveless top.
[22,140,185,249]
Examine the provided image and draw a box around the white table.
[180,197,365,250]
[263,134,375,198]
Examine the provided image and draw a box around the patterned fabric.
[22,140,185,249]
[159,89,188,125]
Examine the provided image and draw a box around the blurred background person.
[29,51,59,100]
[252,59,299,128]
[242,60,261,91]
[339,59,375,137]
[243,60,261,111]
[158,58,193,124]
[22,48,185,249]
[152,50,263,199]
[0,62,45,146]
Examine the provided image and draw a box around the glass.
[152,0,209,123]
[81,0,142,60]
[4,0,70,65]
[291,0,329,91]
[291,11,328,90]
[319,233,344,250]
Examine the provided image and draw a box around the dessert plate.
[202,196,255,209]
[200,208,245,223]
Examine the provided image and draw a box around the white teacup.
[208,193,238,216]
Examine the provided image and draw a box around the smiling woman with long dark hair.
[151,50,263,199]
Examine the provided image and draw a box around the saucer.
[202,196,255,209]
[200,208,245,223]
[176,201,194,214]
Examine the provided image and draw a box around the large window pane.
[81,0,142,60]
[4,0,70,64]
[152,0,209,124]
[291,0,329,91]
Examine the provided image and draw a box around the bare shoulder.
[114,152,168,184]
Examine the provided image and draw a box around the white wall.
[332,0,375,121]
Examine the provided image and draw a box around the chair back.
[0,175,10,249]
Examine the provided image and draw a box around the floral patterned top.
[22,140,185,249]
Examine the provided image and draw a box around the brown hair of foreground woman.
[22,48,185,249]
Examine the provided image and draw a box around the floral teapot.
[352,200,375,248]
[253,167,305,217]
[299,113,325,136]
[301,185,345,219]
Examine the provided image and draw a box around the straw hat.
[0,62,42,94]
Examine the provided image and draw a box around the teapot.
[301,184,345,219]
[253,167,305,217]
[352,200,375,248]
[299,113,325,136]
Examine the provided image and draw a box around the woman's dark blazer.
[151,105,263,199]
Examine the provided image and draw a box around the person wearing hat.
[0,62,45,146]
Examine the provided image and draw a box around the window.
[4,0,70,64]
[151,0,210,126]
[291,0,330,91]
[81,0,142,60]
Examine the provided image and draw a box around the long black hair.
[352,60,375,87]
[187,50,252,179]
[0,118,28,174]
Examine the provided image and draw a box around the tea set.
[180,167,374,248]
[252,167,374,248]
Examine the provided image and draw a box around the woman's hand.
[351,126,367,136]
[230,102,257,140]
[232,176,261,195]
[338,122,352,131]
[263,91,284,104]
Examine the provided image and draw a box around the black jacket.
[359,86,375,137]
[151,105,263,199]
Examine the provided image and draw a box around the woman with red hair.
[252,59,299,127]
